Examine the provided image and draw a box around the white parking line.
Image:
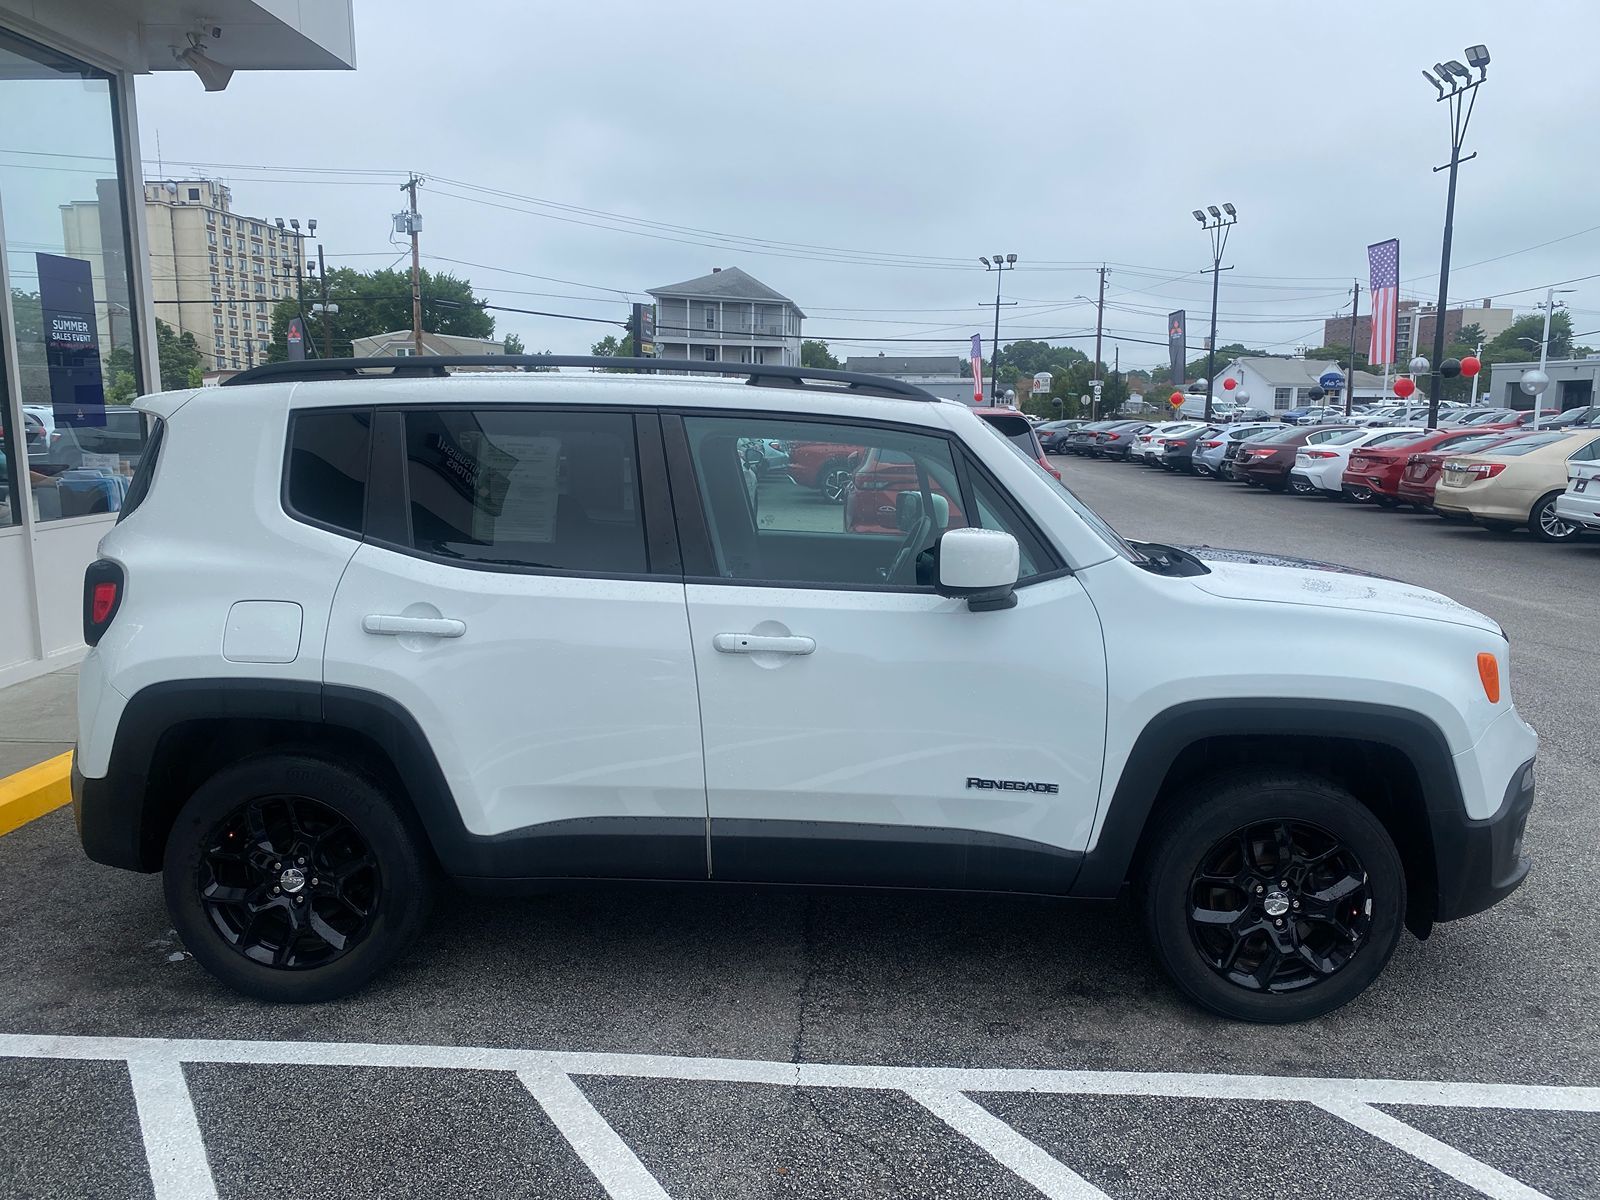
[517,1067,673,1200]
[2,1033,1592,1200]
[907,1089,1112,1200]
[125,1057,219,1200]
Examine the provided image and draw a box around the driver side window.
[681,416,966,588]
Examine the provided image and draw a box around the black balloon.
[1307,387,1325,400]
[1440,358,1462,378]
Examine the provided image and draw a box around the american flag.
[971,333,984,402]
[1367,239,1400,365]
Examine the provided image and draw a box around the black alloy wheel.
[1140,769,1404,1022]
[164,754,433,1002]
[1187,820,1371,995]
[198,794,379,970]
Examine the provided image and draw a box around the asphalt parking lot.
[1,456,1597,1199]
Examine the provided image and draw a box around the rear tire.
[819,460,852,504]
[1529,492,1580,542]
[1139,770,1405,1023]
[163,753,434,1003]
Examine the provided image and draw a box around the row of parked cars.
[1040,404,1600,543]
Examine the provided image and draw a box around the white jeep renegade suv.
[73,356,1538,1023]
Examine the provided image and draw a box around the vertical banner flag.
[970,333,984,404]
[36,253,107,427]
[1167,310,1187,387]
[1368,239,1400,365]
[286,317,307,360]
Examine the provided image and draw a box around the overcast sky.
[132,0,1600,372]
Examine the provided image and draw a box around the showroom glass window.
[0,30,148,526]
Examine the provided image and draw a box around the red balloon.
[1169,391,1184,407]
[1393,376,1416,398]
[1460,355,1481,378]
[1222,377,1237,391]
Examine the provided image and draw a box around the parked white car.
[1132,421,1205,465]
[72,354,1537,1024]
[1551,450,1600,533]
[1288,427,1424,498]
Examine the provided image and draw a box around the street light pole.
[1193,204,1238,422]
[1421,46,1491,430]
[1529,287,1574,429]
[980,254,1018,405]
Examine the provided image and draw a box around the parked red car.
[1341,429,1503,506]
[786,440,865,502]
[845,447,966,534]
[1234,426,1355,491]
[1395,431,1533,510]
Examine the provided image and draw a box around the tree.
[1485,311,1573,364]
[801,339,841,370]
[589,332,637,370]
[503,332,526,355]
[154,320,203,390]
[1148,343,1268,388]
[267,267,496,361]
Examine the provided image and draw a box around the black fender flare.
[1069,699,1465,925]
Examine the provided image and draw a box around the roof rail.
[219,355,940,401]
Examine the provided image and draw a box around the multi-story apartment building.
[648,267,803,366]
[137,179,307,372]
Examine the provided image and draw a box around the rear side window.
[287,409,371,536]
[116,417,164,523]
[402,409,646,574]
[1487,432,1570,457]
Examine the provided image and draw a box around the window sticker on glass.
[467,431,561,544]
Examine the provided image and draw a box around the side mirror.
[935,528,1020,611]
[895,489,950,532]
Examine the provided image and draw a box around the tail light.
[1201,440,1222,448]
[1450,462,1506,479]
[1303,450,1339,459]
[1103,433,1121,441]
[83,559,124,646]
[1249,448,1276,457]
[1168,440,1189,449]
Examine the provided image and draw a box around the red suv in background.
[1234,426,1354,491]
[787,440,865,502]
[1342,429,1503,507]
[845,447,966,534]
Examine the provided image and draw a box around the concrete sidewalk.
[0,664,78,777]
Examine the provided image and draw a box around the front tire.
[163,753,434,1003]
[1139,770,1405,1023]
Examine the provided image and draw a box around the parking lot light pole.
[980,254,1018,405]
[1527,287,1575,428]
[1194,205,1238,422]
[1421,46,1490,431]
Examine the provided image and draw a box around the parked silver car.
[1193,422,1280,479]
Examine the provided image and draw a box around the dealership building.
[0,3,355,687]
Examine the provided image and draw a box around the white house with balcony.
[648,267,803,366]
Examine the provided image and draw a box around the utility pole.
[317,243,332,359]
[1534,288,1556,430]
[1345,280,1362,416]
[1193,205,1239,422]
[1468,338,1484,407]
[1092,265,1107,420]
[402,175,424,356]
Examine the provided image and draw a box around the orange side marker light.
[1477,652,1501,704]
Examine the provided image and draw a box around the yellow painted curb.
[0,751,73,836]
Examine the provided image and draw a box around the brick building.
[1322,298,1516,362]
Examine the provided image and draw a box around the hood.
[1181,546,1501,634]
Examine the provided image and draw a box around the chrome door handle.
[713,633,815,656]
[362,615,467,638]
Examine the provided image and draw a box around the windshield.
[1015,455,1146,563]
